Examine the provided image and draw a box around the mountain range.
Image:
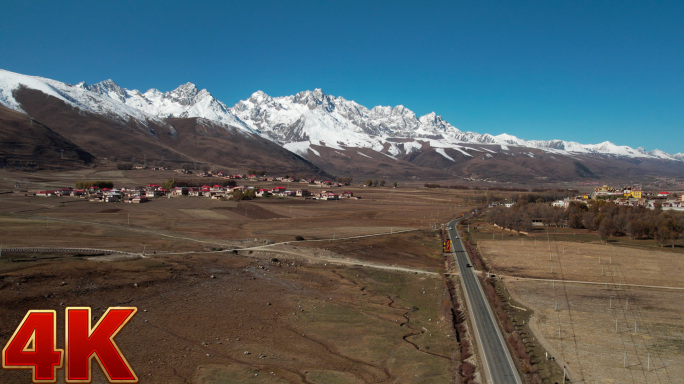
[1,68,682,183]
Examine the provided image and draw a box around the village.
[32,172,359,203]
[546,184,684,211]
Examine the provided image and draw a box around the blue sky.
[1,1,682,153]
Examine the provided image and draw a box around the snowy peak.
[292,88,336,111]
[86,79,127,102]
[418,112,460,136]
[248,90,272,104]
[167,82,202,106]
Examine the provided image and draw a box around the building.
[320,192,339,200]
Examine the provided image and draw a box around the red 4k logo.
[2,307,138,383]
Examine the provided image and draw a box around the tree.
[392,182,398,188]
[598,217,615,242]
[365,179,373,187]
[656,215,683,248]
[75,181,114,189]
[231,190,244,201]
[116,163,133,170]
[337,176,353,185]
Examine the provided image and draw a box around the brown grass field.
[479,237,684,384]
[0,168,474,383]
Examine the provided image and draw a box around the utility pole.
[563,366,566,382]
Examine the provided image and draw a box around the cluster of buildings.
[551,185,683,211]
[33,184,357,203]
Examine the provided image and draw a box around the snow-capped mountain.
[228,88,683,162]
[0,69,165,131]
[83,79,254,133]
[1,68,682,182]
[0,69,325,176]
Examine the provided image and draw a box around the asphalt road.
[447,219,522,384]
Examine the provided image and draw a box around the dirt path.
[498,274,684,291]
[4,211,442,276]
[231,246,441,276]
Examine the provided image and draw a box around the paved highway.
[447,219,522,384]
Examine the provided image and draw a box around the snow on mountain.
[85,81,254,133]
[435,148,456,161]
[229,88,682,160]
[0,69,680,161]
[0,69,165,128]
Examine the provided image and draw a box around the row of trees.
[424,183,578,195]
[75,180,114,189]
[488,201,684,247]
[160,179,238,190]
[365,179,397,187]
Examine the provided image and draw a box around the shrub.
[116,162,133,170]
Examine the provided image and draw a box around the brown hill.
[297,143,684,185]
[0,104,94,170]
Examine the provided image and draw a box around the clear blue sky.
[1,1,682,153]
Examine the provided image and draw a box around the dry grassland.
[0,169,473,383]
[479,238,684,384]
